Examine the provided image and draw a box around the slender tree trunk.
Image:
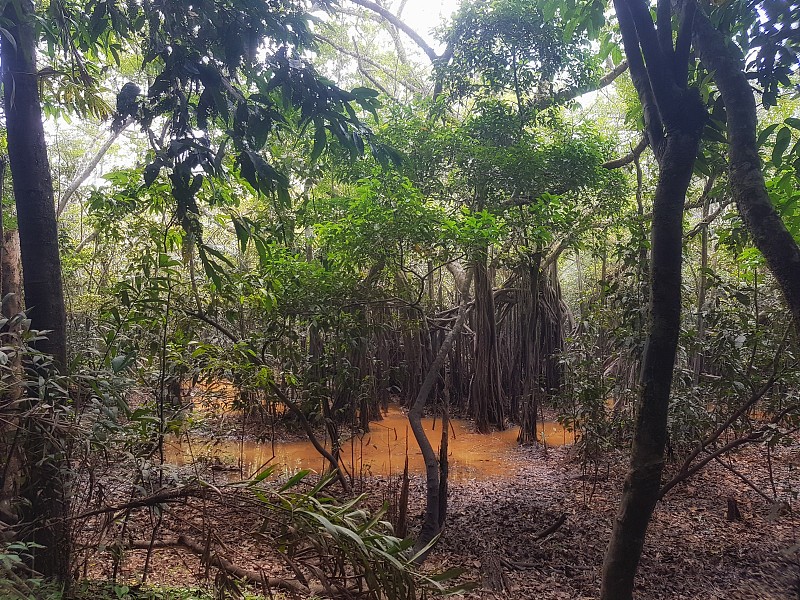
[2,0,70,584]
[0,230,23,526]
[408,273,471,558]
[688,7,800,336]
[408,302,467,557]
[693,193,710,384]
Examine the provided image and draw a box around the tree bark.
[2,1,67,368]
[2,0,70,584]
[689,6,800,336]
[470,246,504,433]
[408,272,471,558]
[0,230,23,527]
[693,189,711,384]
[600,0,706,597]
[601,132,701,600]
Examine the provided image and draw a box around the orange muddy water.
[166,404,574,481]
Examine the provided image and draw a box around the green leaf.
[248,465,276,485]
[703,123,727,144]
[350,86,379,99]
[279,469,311,491]
[756,123,779,147]
[232,217,250,253]
[311,123,327,163]
[111,354,132,373]
[784,117,800,131]
[693,154,711,177]
[772,126,792,167]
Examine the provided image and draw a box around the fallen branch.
[71,485,205,521]
[128,536,316,596]
[533,513,567,540]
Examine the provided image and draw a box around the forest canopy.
[1,0,800,598]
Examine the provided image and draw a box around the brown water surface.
[166,406,574,481]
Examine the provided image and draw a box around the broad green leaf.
[772,126,792,167]
[279,469,312,491]
[757,123,779,147]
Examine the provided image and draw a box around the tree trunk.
[600,0,706,596]
[408,302,466,557]
[690,6,800,336]
[2,0,70,584]
[3,2,67,368]
[0,230,23,526]
[693,192,710,384]
[470,247,504,433]
[601,131,701,599]
[518,256,543,444]
[408,273,471,559]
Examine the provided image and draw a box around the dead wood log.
[480,551,508,592]
[72,485,205,521]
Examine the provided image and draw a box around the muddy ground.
[84,434,800,600]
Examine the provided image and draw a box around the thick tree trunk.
[470,247,504,433]
[2,0,70,584]
[518,256,543,444]
[601,0,706,595]
[2,2,67,368]
[601,132,701,600]
[690,8,800,336]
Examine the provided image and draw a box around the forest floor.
[85,414,800,600]
[433,442,800,599]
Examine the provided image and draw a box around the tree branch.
[128,536,315,595]
[613,0,666,157]
[532,60,629,111]
[674,0,696,86]
[656,0,674,60]
[315,33,424,94]
[347,0,439,63]
[57,117,134,218]
[602,136,649,169]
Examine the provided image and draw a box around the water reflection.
[165,406,574,481]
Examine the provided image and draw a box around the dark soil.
[82,436,800,599]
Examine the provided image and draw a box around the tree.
[2,0,70,582]
[599,0,707,597]
[0,0,391,586]
[686,0,800,336]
